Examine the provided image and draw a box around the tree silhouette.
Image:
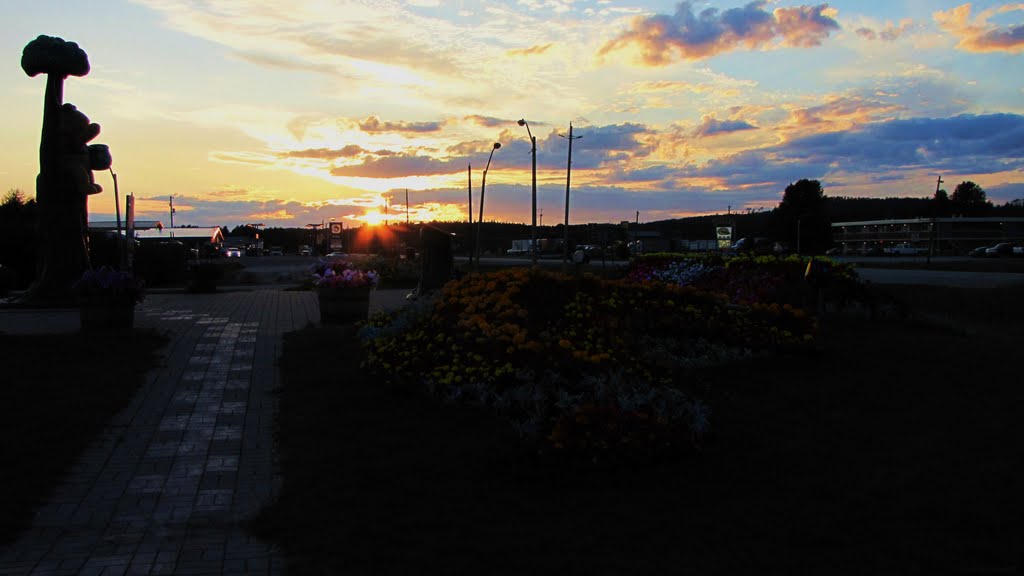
[773,179,831,253]
[950,181,991,216]
[932,188,951,217]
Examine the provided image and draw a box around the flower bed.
[310,259,380,289]
[360,267,817,460]
[74,266,145,306]
[627,252,860,306]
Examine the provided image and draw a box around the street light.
[475,142,501,267]
[518,119,537,265]
[306,223,322,254]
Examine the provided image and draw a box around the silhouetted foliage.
[0,189,38,290]
[932,188,951,217]
[773,179,831,253]
[950,181,991,216]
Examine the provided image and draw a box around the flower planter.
[317,285,372,324]
[80,303,135,332]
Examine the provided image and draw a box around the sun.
[355,210,388,226]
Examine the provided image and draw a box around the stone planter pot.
[317,285,372,324]
[80,303,135,332]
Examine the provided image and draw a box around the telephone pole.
[930,175,944,264]
[559,123,582,267]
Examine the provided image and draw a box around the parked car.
[985,242,1014,257]
[884,243,926,256]
[299,245,312,256]
[225,247,241,258]
[268,247,283,256]
[324,251,349,260]
[862,244,884,256]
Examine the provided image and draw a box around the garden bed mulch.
[255,285,1022,575]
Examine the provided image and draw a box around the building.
[89,220,164,233]
[135,226,225,256]
[831,217,1024,255]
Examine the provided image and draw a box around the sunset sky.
[1,1,1022,228]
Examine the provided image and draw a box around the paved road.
[237,253,1024,289]
[854,267,1024,288]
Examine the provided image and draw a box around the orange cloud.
[784,95,904,134]
[506,43,553,57]
[934,3,1024,53]
[599,1,839,66]
[249,208,295,220]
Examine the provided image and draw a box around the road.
[233,254,1024,289]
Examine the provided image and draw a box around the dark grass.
[255,287,1023,575]
[0,329,167,544]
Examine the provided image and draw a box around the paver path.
[0,288,320,575]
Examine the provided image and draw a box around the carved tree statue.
[21,35,112,304]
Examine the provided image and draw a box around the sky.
[1,0,1022,229]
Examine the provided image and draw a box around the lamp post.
[475,142,501,267]
[306,223,321,254]
[518,119,537,265]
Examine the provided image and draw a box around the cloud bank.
[599,1,840,65]
[934,3,1024,53]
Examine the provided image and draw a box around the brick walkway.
[0,287,391,575]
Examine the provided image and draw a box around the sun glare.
[356,210,388,226]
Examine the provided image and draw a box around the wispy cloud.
[934,3,1024,53]
[284,145,367,159]
[506,43,554,57]
[357,116,445,134]
[855,19,914,42]
[599,1,840,65]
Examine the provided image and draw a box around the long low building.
[831,217,1024,255]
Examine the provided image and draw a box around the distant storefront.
[135,226,225,256]
[832,217,1024,255]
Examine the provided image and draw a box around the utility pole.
[540,208,543,227]
[635,210,639,225]
[467,164,473,259]
[930,175,943,265]
[559,123,582,268]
